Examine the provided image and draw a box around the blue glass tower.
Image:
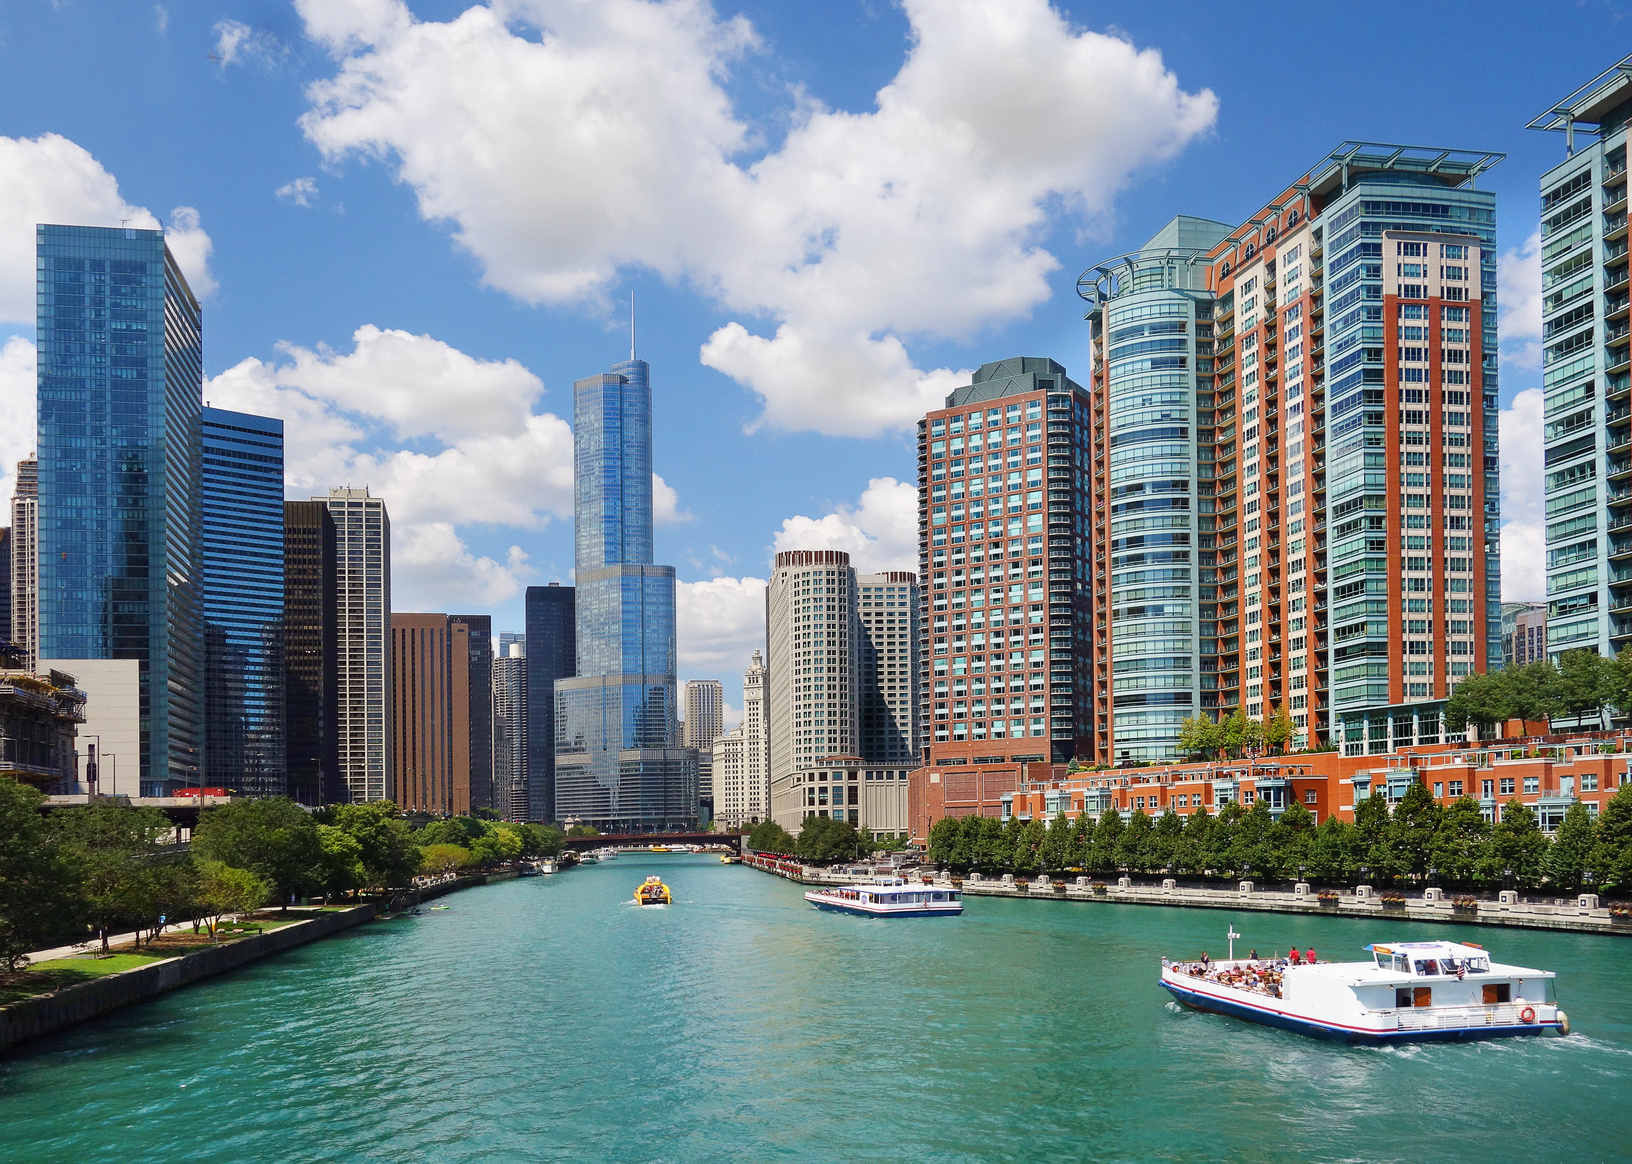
[201,407,285,796]
[36,225,204,791]
[554,358,696,829]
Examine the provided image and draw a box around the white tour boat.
[804,878,963,918]
[1161,938,1568,1044]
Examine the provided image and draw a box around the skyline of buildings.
[13,54,1632,827]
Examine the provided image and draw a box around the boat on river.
[804,878,962,918]
[634,876,672,906]
[719,854,741,865]
[1160,939,1569,1043]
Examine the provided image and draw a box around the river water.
[3,855,1629,1163]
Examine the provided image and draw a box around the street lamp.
[82,735,100,796]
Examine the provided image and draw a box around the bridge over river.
[563,831,746,852]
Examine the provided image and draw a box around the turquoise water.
[3,855,1630,1163]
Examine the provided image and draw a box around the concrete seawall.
[0,905,377,1054]
[742,856,1631,938]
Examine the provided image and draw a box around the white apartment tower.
[493,640,527,820]
[320,487,391,803]
[10,459,38,671]
[767,551,917,833]
[683,679,724,749]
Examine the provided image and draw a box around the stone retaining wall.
[741,855,1629,938]
[0,905,377,1054]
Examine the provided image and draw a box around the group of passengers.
[1177,947,1320,998]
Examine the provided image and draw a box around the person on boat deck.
[1249,948,1258,961]
[1200,952,1211,969]
[1306,948,1316,964]
[1287,947,1302,965]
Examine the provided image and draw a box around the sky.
[0,0,1627,725]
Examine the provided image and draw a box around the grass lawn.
[0,952,166,1006]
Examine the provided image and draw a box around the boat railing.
[1393,1004,1534,1031]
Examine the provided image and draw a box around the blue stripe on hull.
[808,900,962,918]
[1160,981,1556,1044]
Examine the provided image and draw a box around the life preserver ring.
[1520,1005,1536,1024]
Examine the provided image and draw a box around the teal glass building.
[554,358,696,829]
[201,406,285,796]
[36,225,204,792]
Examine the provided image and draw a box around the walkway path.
[23,908,327,965]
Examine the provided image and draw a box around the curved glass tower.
[554,358,695,829]
[1082,217,1231,763]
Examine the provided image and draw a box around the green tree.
[419,844,472,875]
[129,856,195,949]
[50,801,174,952]
[329,802,421,889]
[1382,781,1442,882]
[316,824,365,901]
[1117,808,1153,874]
[1429,796,1490,887]
[471,823,524,866]
[195,860,271,938]
[1555,649,1613,728]
[1444,669,1509,735]
[795,816,862,863]
[926,815,962,867]
[1502,661,1561,725]
[0,780,83,970]
[1090,807,1125,874]
[747,820,797,853]
[1012,818,1045,875]
[973,816,1010,873]
[192,798,326,909]
[1264,705,1296,754]
[1204,801,1244,876]
[524,824,566,858]
[1178,714,1223,759]
[1039,812,1072,873]
[1219,708,1253,759]
[1229,800,1275,879]
[1352,791,1391,877]
[1544,802,1597,892]
[1149,809,1183,872]
[1272,800,1314,876]
[1174,805,1212,876]
[416,819,471,848]
[566,824,601,837]
[1484,800,1549,889]
[1588,781,1632,891]
[1068,810,1093,869]
[1306,814,1356,884]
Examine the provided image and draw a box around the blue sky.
[0,0,1626,717]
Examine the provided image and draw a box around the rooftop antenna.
[630,290,636,361]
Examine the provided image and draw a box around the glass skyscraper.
[36,225,204,791]
[554,358,696,829]
[525,582,574,823]
[201,407,285,796]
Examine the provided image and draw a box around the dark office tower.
[200,407,285,796]
[283,500,338,805]
[525,582,574,823]
[36,225,204,793]
[390,613,473,815]
[451,614,493,811]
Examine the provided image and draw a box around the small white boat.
[804,878,962,918]
[1161,938,1569,1044]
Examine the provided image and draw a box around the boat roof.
[1364,940,1489,959]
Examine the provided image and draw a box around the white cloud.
[214,19,287,68]
[276,176,319,207]
[393,523,534,608]
[1499,229,1542,373]
[677,575,766,674]
[0,133,217,323]
[773,476,919,574]
[155,5,168,33]
[295,0,1215,436]
[0,337,37,501]
[1500,387,1545,603]
[653,472,691,524]
[205,326,576,605]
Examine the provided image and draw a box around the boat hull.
[1160,977,1562,1044]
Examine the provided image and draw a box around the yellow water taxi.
[649,845,673,853]
[635,875,672,906]
[719,854,741,865]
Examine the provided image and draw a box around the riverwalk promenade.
[742,852,1629,936]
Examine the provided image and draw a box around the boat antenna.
[1227,925,1240,961]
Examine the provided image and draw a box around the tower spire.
[630,290,636,361]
